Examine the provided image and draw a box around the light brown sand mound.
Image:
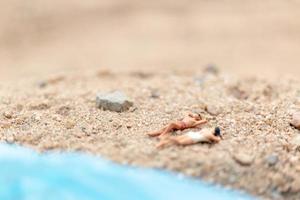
[0,69,299,200]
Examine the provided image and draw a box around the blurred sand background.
[0,0,300,80]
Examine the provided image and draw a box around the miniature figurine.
[148,113,207,139]
[156,127,222,149]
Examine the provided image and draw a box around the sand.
[1,0,300,80]
[0,68,300,200]
[1,1,300,199]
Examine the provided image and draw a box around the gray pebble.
[96,91,133,112]
[291,112,300,130]
[265,154,278,166]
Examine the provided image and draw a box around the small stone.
[289,155,299,163]
[203,64,219,75]
[205,105,221,116]
[228,86,248,100]
[169,152,179,160]
[31,113,41,122]
[126,125,132,129]
[113,122,122,130]
[37,81,47,88]
[292,135,300,148]
[150,89,160,99]
[96,91,133,112]
[233,153,254,166]
[0,122,11,128]
[165,108,172,114]
[65,120,76,129]
[129,106,137,112]
[265,154,278,166]
[73,132,85,138]
[291,112,300,130]
[3,111,13,119]
[6,136,14,144]
[56,106,71,116]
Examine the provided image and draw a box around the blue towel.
[0,144,255,200]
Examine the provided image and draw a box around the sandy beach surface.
[1,1,300,199]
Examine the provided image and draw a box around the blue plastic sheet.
[0,144,255,200]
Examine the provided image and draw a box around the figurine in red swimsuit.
[148,113,207,139]
[156,127,222,149]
